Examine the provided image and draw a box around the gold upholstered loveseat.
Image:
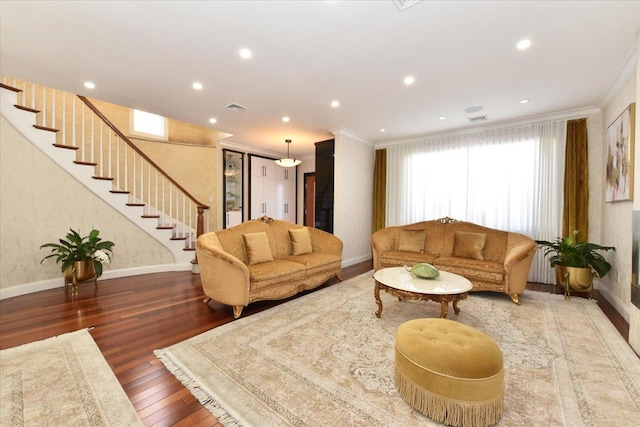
[196,216,343,318]
[372,217,536,304]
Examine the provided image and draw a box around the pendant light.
[275,139,301,168]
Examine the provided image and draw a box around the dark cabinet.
[314,139,334,233]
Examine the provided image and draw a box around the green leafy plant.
[40,228,115,278]
[535,230,615,278]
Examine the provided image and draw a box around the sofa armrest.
[504,233,537,270]
[503,233,537,294]
[371,227,396,270]
[196,233,250,307]
[307,227,344,257]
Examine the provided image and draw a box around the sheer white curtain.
[385,120,566,284]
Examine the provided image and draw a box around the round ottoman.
[395,318,504,427]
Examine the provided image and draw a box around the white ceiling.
[1,1,639,158]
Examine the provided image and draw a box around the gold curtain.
[372,149,387,233]
[563,118,589,241]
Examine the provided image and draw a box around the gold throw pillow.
[398,229,426,253]
[243,232,274,265]
[289,228,312,255]
[453,231,486,260]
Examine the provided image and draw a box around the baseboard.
[342,254,372,268]
[598,285,631,322]
[0,263,192,300]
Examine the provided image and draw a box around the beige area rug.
[0,329,142,427]
[155,272,640,426]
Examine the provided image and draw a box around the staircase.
[0,76,210,266]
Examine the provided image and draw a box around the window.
[130,109,167,140]
[385,120,567,284]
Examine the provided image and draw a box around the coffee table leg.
[374,281,384,318]
[453,298,461,315]
[440,301,449,318]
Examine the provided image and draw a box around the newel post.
[192,206,206,274]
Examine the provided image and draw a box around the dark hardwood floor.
[0,261,629,426]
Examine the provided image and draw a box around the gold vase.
[555,265,594,299]
[63,260,97,295]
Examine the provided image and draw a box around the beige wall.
[0,116,175,292]
[333,128,374,266]
[630,33,640,355]
[600,73,635,305]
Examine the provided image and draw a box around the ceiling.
[1,1,639,158]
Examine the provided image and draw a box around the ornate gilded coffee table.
[374,267,473,318]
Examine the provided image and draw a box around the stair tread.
[141,215,161,218]
[92,176,114,181]
[34,125,59,133]
[53,144,80,151]
[157,225,176,229]
[126,203,145,207]
[74,161,98,166]
[1,83,21,92]
[15,104,38,113]
[110,190,130,194]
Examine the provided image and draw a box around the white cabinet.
[226,210,242,227]
[250,155,296,222]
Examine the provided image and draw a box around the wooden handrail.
[77,95,210,210]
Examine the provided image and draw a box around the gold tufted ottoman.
[395,318,504,427]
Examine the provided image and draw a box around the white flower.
[93,250,111,266]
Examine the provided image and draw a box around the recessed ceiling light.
[439,116,446,120]
[517,39,532,50]
[380,128,386,132]
[520,99,530,104]
[282,116,290,123]
[239,48,252,59]
[404,76,415,85]
[209,118,217,124]
[192,82,203,90]
[331,100,340,108]
[84,82,95,89]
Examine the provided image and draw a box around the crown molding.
[329,127,374,146]
[375,105,601,148]
[599,46,637,109]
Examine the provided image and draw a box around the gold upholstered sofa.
[196,216,343,318]
[372,217,536,304]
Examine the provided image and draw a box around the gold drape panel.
[372,149,387,233]
[563,118,589,241]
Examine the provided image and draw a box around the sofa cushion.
[453,231,486,260]
[398,229,426,253]
[435,256,504,284]
[289,228,313,255]
[247,259,306,290]
[379,250,439,268]
[243,232,274,265]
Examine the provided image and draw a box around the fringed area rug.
[0,329,142,427]
[155,272,640,426]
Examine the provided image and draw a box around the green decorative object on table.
[406,263,440,279]
[40,228,115,294]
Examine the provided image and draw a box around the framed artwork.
[606,103,635,202]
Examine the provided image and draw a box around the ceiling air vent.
[224,103,248,113]
[468,115,488,123]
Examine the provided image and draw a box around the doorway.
[304,173,315,227]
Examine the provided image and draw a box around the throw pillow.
[289,228,313,255]
[243,232,274,265]
[453,231,486,260]
[398,229,426,253]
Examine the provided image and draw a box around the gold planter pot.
[555,265,595,300]
[63,260,98,295]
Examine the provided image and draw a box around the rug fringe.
[395,370,503,427]
[154,349,244,427]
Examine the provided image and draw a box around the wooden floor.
[0,261,630,426]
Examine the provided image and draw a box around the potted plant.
[535,230,615,298]
[40,228,115,287]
